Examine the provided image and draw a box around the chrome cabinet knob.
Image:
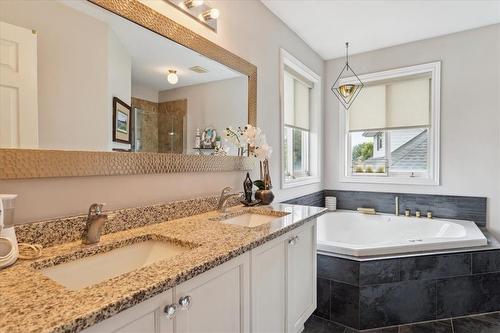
[164,304,177,319]
[288,236,298,246]
[178,295,192,311]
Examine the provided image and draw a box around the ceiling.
[60,0,242,92]
[261,0,500,60]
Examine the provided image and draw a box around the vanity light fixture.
[202,8,220,21]
[184,0,204,8]
[331,42,364,109]
[166,0,219,32]
[167,70,178,84]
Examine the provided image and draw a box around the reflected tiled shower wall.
[131,97,186,153]
[131,97,159,152]
[158,99,186,154]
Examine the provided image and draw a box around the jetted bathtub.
[317,210,488,257]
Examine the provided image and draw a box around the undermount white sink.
[40,240,189,290]
[222,213,280,228]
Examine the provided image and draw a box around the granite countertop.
[0,203,326,333]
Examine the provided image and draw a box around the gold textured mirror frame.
[0,0,257,180]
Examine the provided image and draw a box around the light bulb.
[184,0,203,8]
[167,70,178,84]
[202,8,219,20]
[338,84,357,98]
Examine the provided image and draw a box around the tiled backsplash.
[283,190,487,226]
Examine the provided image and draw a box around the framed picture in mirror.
[112,97,132,144]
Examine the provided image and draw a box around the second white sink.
[222,213,280,228]
[40,240,189,290]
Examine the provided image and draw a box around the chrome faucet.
[217,187,242,214]
[82,203,108,245]
[395,196,399,216]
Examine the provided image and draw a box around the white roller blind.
[386,78,430,129]
[284,69,310,130]
[348,77,430,132]
[349,85,386,132]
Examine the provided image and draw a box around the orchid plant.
[224,124,273,190]
[241,125,272,162]
[223,125,272,161]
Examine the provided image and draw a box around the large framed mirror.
[0,0,256,179]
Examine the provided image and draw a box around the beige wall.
[0,0,134,151]
[159,76,247,154]
[132,83,159,103]
[1,0,324,223]
[324,24,500,236]
[108,28,132,151]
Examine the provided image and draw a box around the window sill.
[339,175,439,186]
[282,175,321,189]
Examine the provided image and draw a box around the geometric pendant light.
[330,42,364,109]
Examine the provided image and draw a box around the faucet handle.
[221,187,232,194]
[88,203,106,215]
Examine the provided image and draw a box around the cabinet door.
[251,233,287,333]
[173,252,250,333]
[286,220,317,333]
[82,289,173,333]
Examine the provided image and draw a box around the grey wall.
[324,24,500,236]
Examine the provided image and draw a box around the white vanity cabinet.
[250,219,317,333]
[250,231,287,333]
[173,252,250,333]
[82,288,174,333]
[82,253,249,333]
[82,219,317,333]
[286,221,317,333]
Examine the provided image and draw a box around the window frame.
[339,62,441,185]
[280,48,322,189]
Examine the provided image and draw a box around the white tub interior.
[317,210,488,257]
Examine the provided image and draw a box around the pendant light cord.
[345,42,349,71]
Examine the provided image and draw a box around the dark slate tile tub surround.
[283,190,325,208]
[315,250,500,330]
[283,190,487,225]
[325,190,487,226]
[305,311,500,333]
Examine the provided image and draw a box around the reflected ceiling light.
[331,42,364,110]
[167,70,178,84]
[184,0,204,8]
[202,8,219,21]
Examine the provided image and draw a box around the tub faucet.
[217,187,242,214]
[395,196,399,216]
[82,203,107,245]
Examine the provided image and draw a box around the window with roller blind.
[280,49,321,188]
[339,62,441,185]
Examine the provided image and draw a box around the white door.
[251,234,287,333]
[173,253,250,333]
[286,221,317,333]
[0,21,38,148]
[81,288,174,333]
